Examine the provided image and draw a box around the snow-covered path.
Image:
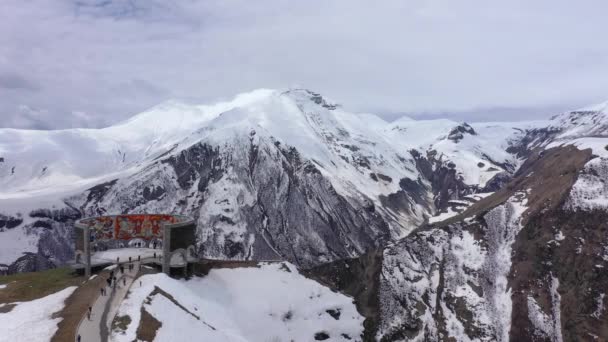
[76,261,143,342]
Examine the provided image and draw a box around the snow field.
[91,247,162,264]
[0,286,76,342]
[111,262,363,342]
[0,224,40,264]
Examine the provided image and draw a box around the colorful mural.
[86,214,181,241]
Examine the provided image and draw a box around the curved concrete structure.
[74,214,196,277]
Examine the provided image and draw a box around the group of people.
[104,261,138,291]
[78,250,160,342]
[130,240,162,249]
[78,261,134,342]
[91,239,162,254]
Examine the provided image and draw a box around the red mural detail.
[89,215,180,241]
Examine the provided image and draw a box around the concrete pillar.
[84,226,91,278]
[162,224,171,275]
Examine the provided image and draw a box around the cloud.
[4,105,104,130]
[1,0,608,129]
[0,72,39,91]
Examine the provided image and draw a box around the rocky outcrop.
[7,252,56,274]
[410,149,476,212]
[0,214,23,229]
[304,250,384,341]
[65,136,393,268]
[319,145,606,341]
[447,123,477,142]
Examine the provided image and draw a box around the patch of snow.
[550,276,564,342]
[428,207,460,223]
[591,293,605,319]
[0,225,41,264]
[441,300,474,342]
[527,275,563,342]
[111,262,362,342]
[481,193,528,342]
[547,137,608,158]
[528,296,554,340]
[92,248,161,264]
[0,286,76,342]
[565,156,608,210]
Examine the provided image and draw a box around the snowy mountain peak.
[575,99,608,113]
[548,102,608,139]
[447,122,477,142]
[281,88,340,110]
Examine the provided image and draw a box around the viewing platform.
[73,214,198,277]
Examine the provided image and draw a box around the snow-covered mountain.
[2,88,608,340]
[0,89,579,272]
[0,88,538,273]
[308,102,608,341]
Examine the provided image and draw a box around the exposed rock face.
[0,89,538,272]
[0,214,23,229]
[411,149,476,211]
[447,123,477,142]
[7,252,56,274]
[64,136,393,268]
[376,192,527,341]
[317,142,608,341]
[304,250,384,341]
[2,91,608,342]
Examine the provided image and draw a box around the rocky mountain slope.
[2,88,607,340]
[309,106,608,341]
[0,89,537,273]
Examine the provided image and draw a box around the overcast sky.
[2,0,608,129]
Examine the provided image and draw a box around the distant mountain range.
[1,88,607,340]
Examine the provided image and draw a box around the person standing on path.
[77,334,81,342]
[138,255,141,261]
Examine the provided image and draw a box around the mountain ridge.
[0,88,605,274]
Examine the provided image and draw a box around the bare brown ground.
[0,267,84,305]
[439,145,592,227]
[136,308,162,342]
[192,259,264,276]
[134,285,219,340]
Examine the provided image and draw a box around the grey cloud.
[0,72,39,91]
[1,0,608,129]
